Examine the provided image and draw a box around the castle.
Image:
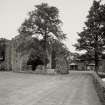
[1,35,105,73]
[0,35,30,72]
[0,34,69,73]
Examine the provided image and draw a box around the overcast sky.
[0,0,104,52]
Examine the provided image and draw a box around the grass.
[0,71,102,105]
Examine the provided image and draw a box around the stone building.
[0,40,11,71]
[10,35,32,72]
[0,35,30,72]
[55,55,69,74]
[0,35,54,72]
[69,60,105,72]
[0,34,69,73]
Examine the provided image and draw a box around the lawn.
[0,71,101,105]
[0,72,70,105]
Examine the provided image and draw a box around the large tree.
[75,0,105,73]
[18,3,65,69]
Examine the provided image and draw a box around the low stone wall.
[34,65,56,74]
[91,72,105,105]
[15,65,57,75]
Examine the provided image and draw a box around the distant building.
[69,60,105,72]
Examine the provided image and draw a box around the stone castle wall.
[2,35,29,71]
[5,40,12,70]
[10,36,31,72]
[0,40,12,71]
[3,35,68,73]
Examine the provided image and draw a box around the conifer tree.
[75,0,105,73]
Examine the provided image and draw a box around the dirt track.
[0,72,101,105]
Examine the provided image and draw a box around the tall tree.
[75,0,105,73]
[18,3,65,69]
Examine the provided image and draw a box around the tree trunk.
[95,48,99,74]
[52,50,56,69]
[95,59,98,73]
[94,34,99,74]
[43,32,47,71]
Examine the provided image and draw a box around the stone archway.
[27,56,44,71]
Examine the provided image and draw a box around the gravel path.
[0,72,102,105]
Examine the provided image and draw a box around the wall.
[5,40,12,70]
[55,56,68,74]
[3,35,68,72]
[0,40,12,71]
[10,36,31,72]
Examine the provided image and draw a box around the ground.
[0,72,101,105]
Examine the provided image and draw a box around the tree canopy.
[16,3,70,71]
[18,3,66,40]
[18,3,66,69]
[75,0,105,72]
